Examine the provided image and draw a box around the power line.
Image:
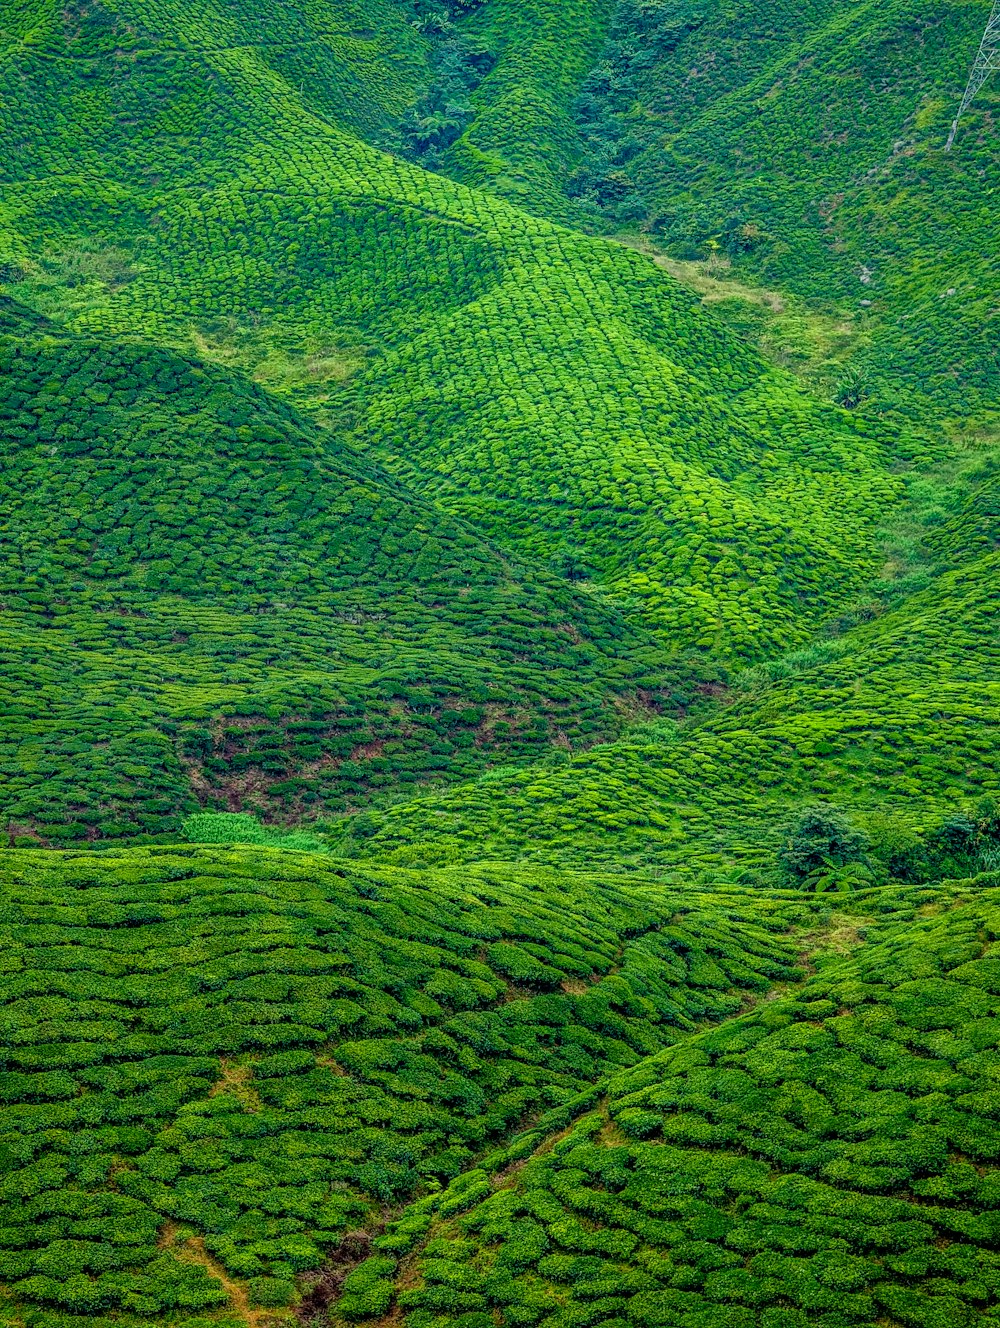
[946,0,1000,149]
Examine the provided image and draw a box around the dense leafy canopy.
[0,0,907,668]
[442,0,999,418]
[387,878,1000,1328]
[0,847,805,1324]
[323,546,1000,876]
[0,0,998,1327]
[0,302,690,843]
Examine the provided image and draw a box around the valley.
[0,0,998,1325]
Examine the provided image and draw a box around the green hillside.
[396,0,998,419]
[0,0,910,669]
[422,0,618,219]
[1,0,999,1324]
[319,402,1000,878]
[381,874,1000,1328]
[0,302,683,844]
[3,851,999,1328]
[562,0,1000,419]
[0,846,806,1326]
[328,538,1000,876]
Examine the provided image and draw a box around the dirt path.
[161,1223,294,1328]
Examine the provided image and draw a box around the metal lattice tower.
[946,0,1000,149]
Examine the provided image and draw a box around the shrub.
[778,806,873,886]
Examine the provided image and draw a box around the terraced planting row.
[2,0,908,667]
[326,546,1000,876]
[375,878,1000,1328]
[0,306,683,842]
[0,847,807,1324]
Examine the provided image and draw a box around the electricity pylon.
[946,0,1000,149]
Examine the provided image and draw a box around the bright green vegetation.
[0,0,910,671]
[0,0,930,842]
[563,0,1000,419]
[352,235,904,657]
[180,814,329,852]
[0,846,806,1324]
[383,877,1000,1328]
[4,849,999,1328]
[408,0,998,417]
[636,251,870,403]
[323,534,1000,875]
[0,300,690,844]
[1,0,999,1323]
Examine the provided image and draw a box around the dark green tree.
[779,804,873,886]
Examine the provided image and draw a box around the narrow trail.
[161,1223,294,1328]
[153,905,875,1327]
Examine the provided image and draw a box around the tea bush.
[0,305,688,841]
[0,5,998,1328]
[0,847,806,1323]
[361,0,998,422]
[0,0,907,667]
[388,878,1000,1328]
[563,0,999,419]
[336,547,1000,876]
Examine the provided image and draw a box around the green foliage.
[0,0,928,845]
[778,805,874,888]
[0,304,688,842]
[388,879,1000,1328]
[834,366,871,412]
[564,0,1000,419]
[330,532,1000,877]
[337,1256,397,1319]
[0,847,805,1322]
[0,0,906,670]
[430,0,619,219]
[926,454,1000,565]
[1,6,999,1328]
[181,812,328,852]
[923,798,1000,878]
[399,8,496,166]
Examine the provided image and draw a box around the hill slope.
[0,304,684,843]
[398,0,998,421]
[1,3,999,1327]
[0,845,806,1325]
[0,0,908,665]
[381,873,1000,1328]
[3,850,998,1328]
[565,0,1000,420]
[323,431,1000,875]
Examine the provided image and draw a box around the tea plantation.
[1,0,999,1323]
[0,297,689,842]
[0,0,911,667]
[383,877,1000,1328]
[326,539,1000,876]
[422,0,998,421]
[0,846,809,1326]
